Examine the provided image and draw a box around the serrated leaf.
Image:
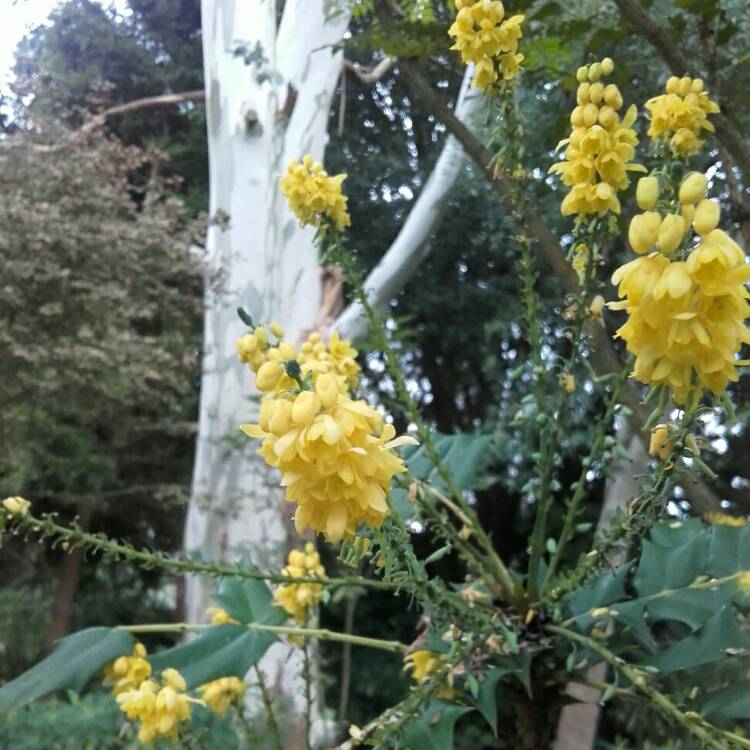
[216,578,287,627]
[0,628,134,715]
[695,680,750,724]
[403,700,473,750]
[474,666,514,734]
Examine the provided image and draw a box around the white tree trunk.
[335,66,483,340]
[185,0,349,714]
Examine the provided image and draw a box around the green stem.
[547,624,733,750]
[255,666,284,750]
[542,363,629,592]
[117,622,408,653]
[11,511,394,591]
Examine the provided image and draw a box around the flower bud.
[576,82,590,104]
[636,176,660,210]
[600,57,614,76]
[315,373,340,409]
[255,360,284,391]
[628,211,662,254]
[268,399,294,434]
[292,390,320,425]
[2,496,30,516]
[576,65,589,83]
[679,172,708,205]
[657,213,687,254]
[603,83,622,110]
[589,294,605,318]
[269,321,285,338]
[583,103,599,127]
[649,424,673,462]
[598,105,617,128]
[254,325,268,348]
[678,76,692,97]
[589,81,604,104]
[691,78,704,93]
[570,106,584,127]
[666,76,680,94]
[693,198,720,236]
[588,62,602,81]
[680,202,695,226]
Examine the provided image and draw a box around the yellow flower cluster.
[2,496,31,516]
[550,59,645,218]
[116,668,195,745]
[198,677,246,716]
[103,643,151,696]
[448,0,524,91]
[611,173,750,403]
[273,543,326,623]
[238,326,359,391]
[645,76,720,157]
[404,650,455,699]
[239,330,416,542]
[279,155,350,231]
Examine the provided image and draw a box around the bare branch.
[344,57,395,84]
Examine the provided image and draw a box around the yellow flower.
[693,199,720,236]
[550,64,644,219]
[274,542,326,623]
[656,213,686,254]
[2,496,31,516]
[589,294,605,319]
[704,511,747,527]
[279,155,350,230]
[240,333,416,542]
[404,650,455,699]
[645,78,719,156]
[448,0,524,90]
[636,176,660,210]
[679,172,708,206]
[738,571,750,589]
[207,607,238,625]
[648,424,673,461]
[563,373,575,393]
[116,669,195,745]
[104,643,151,696]
[198,676,246,716]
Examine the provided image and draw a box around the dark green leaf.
[403,700,473,750]
[0,628,134,715]
[216,578,287,627]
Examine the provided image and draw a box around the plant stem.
[11,511,394,591]
[255,666,284,750]
[547,624,733,750]
[117,622,407,653]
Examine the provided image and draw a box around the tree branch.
[335,66,481,340]
[397,61,721,514]
[344,57,396,84]
[611,0,750,186]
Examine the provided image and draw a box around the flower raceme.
[274,543,326,623]
[448,0,524,92]
[550,59,645,218]
[116,668,196,745]
[279,155,350,231]
[239,329,417,542]
[610,173,750,403]
[645,76,720,157]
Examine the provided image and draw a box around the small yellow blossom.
[645,77,720,156]
[636,176,660,210]
[103,643,151,696]
[704,512,747,528]
[563,373,576,393]
[274,543,326,623]
[738,571,750,590]
[207,608,238,625]
[116,669,196,745]
[2,496,31,516]
[404,650,455,699]
[648,424,673,462]
[589,294,605,319]
[198,676,246,716]
[269,321,285,339]
[279,155,350,230]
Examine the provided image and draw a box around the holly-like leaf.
[402,700,473,750]
[216,577,287,627]
[0,628,134,715]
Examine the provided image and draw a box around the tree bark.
[186,0,349,723]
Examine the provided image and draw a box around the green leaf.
[216,578,288,627]
[149,578,286,689]
[0,628,134,715]
[695,680,750,724]
[475,666,514,734]
[403,700,473,750]
[148,623,275,690]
